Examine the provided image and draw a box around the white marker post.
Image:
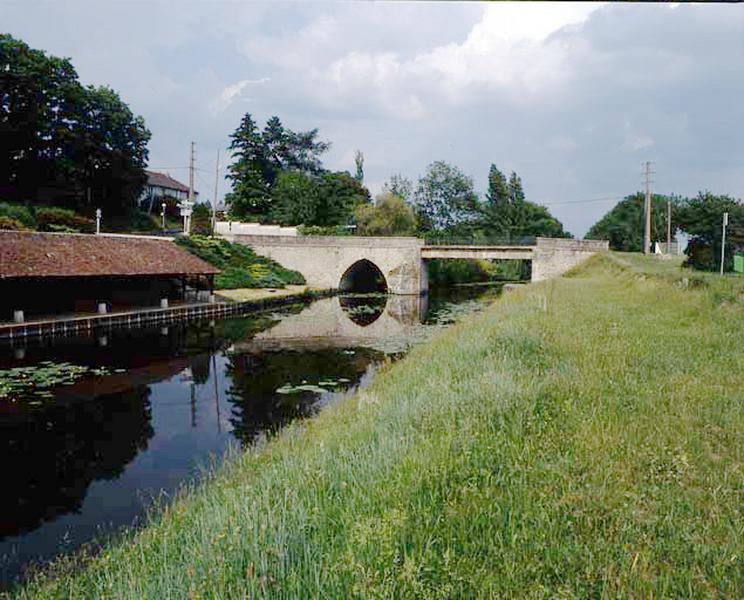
[720,212,729,275]
[95,208,101,234]
[161,202,167,231]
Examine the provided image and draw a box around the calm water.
[0,286,501,588]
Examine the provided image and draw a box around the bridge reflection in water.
[234,294,428,353]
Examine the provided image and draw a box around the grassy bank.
[13,253,742,598]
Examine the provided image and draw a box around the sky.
[2,0,743,236]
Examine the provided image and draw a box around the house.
[139,170,198,212]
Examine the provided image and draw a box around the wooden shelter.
[0,231,220,319]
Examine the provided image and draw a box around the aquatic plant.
[0,361,121,403]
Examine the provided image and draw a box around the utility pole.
[212,149,220,235]
[187,141,195,234]
[667,195,672,254]
[720,212,729,275]
[643,161,653,254]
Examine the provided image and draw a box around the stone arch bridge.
[220,234,608,295]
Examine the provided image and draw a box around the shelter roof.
[0,231,220,279]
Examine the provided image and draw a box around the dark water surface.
[0,286,501,588]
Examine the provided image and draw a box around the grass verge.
[11,253,742,598]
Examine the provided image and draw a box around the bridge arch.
[339,259,388,293]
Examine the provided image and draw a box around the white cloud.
[303,2,604,117]
[210,78,271,115]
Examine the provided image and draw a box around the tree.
[413,161,479,232]
[354,150,364,183]
[271,170,369,227]
[676,192,743,271]
[478,164,569,240]
[224,112,330,220]
[586,193,678,252]
[0,34,150,213]
[224,113,270,219]
[355,192,416,236]
[318,171,370,226]
[190,202,214,236]
[382,174,413,203]
[271,171,319,226]
[480,164,510,236]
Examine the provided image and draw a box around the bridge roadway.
[220,234,609,295]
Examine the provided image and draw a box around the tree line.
[224,112,571,242]
[586,192,743,271]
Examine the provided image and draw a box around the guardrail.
[422,235,537,247]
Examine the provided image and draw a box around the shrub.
[129,209,159,232]
[0,202,35,227]
[36,207,95,233]
[190,203,213,236]
[176,235,305,289]
[0,216,29,230]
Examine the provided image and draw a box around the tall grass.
[12,253,742,598]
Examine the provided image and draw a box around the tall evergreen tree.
[478,164,570,240]
[224,113,270,219]
[225,112,330,220]
[354,150,364,183]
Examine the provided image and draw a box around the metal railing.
[422,234,536,247]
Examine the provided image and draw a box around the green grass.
[175,235,306,289]
[11,253,742,598]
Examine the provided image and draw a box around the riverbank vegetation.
[12,253,742,598]
[175,235,305,289]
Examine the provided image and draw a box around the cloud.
[3,1,742,236]
[210,78,271,115]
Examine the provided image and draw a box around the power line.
[539,196,623,207]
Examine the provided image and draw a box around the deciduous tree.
[413,161,478,232]
[355,192,416,236]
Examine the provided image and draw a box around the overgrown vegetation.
[175,235,305,289]
[13,254,741,598]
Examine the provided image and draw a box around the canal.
[0,285,502,589]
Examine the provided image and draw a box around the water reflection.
[0,286,499,589]
[0,386,153,540]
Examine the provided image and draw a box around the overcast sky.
[3,1,742,235]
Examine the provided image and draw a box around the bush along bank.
[175,235,305,289]
[13,253,742,598]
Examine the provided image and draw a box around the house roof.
[145,170,197,195]
[0,231,220,279]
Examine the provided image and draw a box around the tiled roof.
[145,170,195,194]
[0,231,220,279]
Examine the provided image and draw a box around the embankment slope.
[14,253,743,598]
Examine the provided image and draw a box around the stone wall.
[531,238,609,281]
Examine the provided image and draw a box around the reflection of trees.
[224,348,380,445]
[0,386,153,540]
[338,295,387,327]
